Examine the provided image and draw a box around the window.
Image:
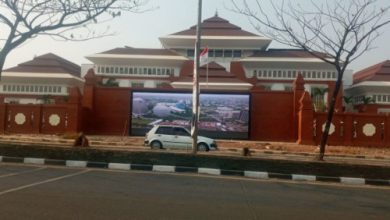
[273,71,277,78]
[156,126,173,135]
[224,50,233,57]
[110,67,114,74]
[173,127,190,136]
[152,68,156,75]
[148,68,152,75]
[332,72,336,79]
[233,50,242,57]
[282,71,286,78]
[143,68,147,74]
[187,49,194,57]
[209,49,215,57]
[287,71,292,78]
[58,87,62,93]
[166,69,171,75]
[170,69,174,76]
[215,50,223,57]
[157,69,161,75]
[125,67,128,74]
[253,70,257,76]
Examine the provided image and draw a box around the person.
[73,132,89,147]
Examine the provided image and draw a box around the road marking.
[0,167,46,178]
[0,169,90,196]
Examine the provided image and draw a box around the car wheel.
[150,140,162,149]
[197,143,209,152]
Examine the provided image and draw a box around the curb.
[0,155,389,187]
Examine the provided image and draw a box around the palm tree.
[312,88,328,112]
[343,96,354,112]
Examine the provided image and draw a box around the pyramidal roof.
[170,14,260,37]
[5,53,81,77]
[353,60,390,84]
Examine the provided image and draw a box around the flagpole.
[191,0,202,154]
[206,61,209,89]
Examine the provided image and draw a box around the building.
[0,53,84,104]
[345,60,390,113]
[84,14,341,110]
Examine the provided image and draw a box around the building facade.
[84,14,341,111]
[0,53,84,105]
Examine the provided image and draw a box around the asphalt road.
[0,163,389,220]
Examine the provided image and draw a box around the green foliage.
[362,96,375,104]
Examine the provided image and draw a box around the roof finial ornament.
[215,9,218,17]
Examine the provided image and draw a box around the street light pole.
[191,0,202,154]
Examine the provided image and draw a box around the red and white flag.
[200,47,209,66]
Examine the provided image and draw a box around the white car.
[144,125,217,151]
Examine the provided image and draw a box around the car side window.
[173,127,190,136]
[156,127,173,135]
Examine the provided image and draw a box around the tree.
[312,87,328,112]
[0,0,146,77]
[232,0,390,160]
[343,95,354,112]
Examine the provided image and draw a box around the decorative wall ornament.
[14,113,26,125]
[49,114,61,126]
[363,123,376,137]
[322,122,335,135]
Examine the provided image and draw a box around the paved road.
[0,163,389,220]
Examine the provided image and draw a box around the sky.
[2,0,390,73]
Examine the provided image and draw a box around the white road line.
[0,167,46,178]
[0,169,90,196]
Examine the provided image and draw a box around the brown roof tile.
[249,49,329,58]
[170,15,260,37]
[353,60,390,84]
[100,47,183,56]
[5,53,81,77]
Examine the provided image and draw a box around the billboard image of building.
[131,91,250,139]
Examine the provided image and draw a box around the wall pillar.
[0,104,7,133]
[293,73,305,141]
[66,87,82,133]
[297,91,315,145]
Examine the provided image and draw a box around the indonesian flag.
[200,47,209,66]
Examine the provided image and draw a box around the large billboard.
[131,91,250,139]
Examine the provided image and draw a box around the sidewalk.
[0,134,389,167]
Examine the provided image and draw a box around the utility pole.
[191,0,202,154]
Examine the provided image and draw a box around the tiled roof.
[4,53,81,77]
[249,49,329,58]
[100,47,182,56]
[175,61,247,84]
[353,60,390,84]
[170,15,260,37]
